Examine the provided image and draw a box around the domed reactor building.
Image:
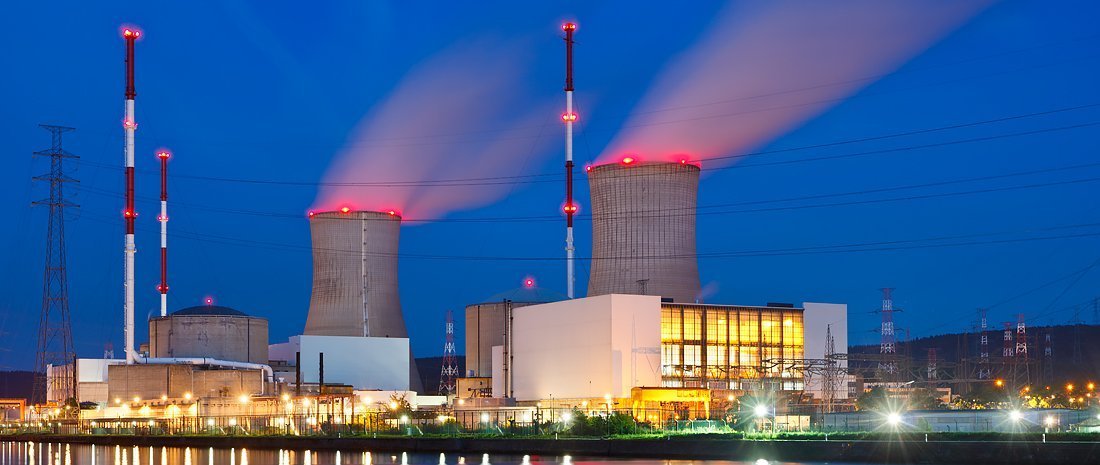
[303,209,421,390]
[587,159,701,303]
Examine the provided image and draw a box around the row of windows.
[660,305,805,387]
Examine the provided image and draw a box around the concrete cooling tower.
[587,159,701,303]
[304,210,420,389]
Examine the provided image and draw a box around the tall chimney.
[156,150,170,317]
[562,22,578,299]
[121,27,140,364]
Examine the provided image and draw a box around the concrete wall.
[107,364,264,401]
[587,161,701,303]
[803,302,849,400]
[150,315,269,364]
[511,294,662,400]
[295,335,410,391]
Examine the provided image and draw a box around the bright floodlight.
[562,412,573,423]
[886,412,901,426]
[753,405,769,418]
[1009,410,1022,422]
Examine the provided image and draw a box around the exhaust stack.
[562,22,578,299]
[156,150,170,316]
[122,27,140,364]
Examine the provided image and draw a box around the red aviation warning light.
[204,297,214,306]
[122,28,141,39]
[561,112,577,122]
[156,150,170,159]
[621,156,636,165]
[563,203,578,214]
[340,207,351,214]
[307,211,315,218]
[524,277,536,288]
[386,210,397,217]
[562,23,576,31]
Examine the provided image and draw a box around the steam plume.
[597,0,992,165]
[316,40,550,220]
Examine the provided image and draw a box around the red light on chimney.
[563,204,577,214]
[621,157,636,165]
[561,112,577,122]
[340,207,351,214]
[585,165,593,172]
[156,150,170,159]
[563,23,576,31]
[386,210,397,216]
[123,120,137,130]
[123,210,136,218]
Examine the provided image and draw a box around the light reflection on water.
[0,441,867,465]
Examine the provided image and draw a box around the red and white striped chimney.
[156,150,170,316]
[122,27,140,364]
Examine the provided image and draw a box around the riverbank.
[5,434,1099,464]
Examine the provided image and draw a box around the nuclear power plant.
[33,20,853,431]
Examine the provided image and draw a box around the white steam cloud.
[597,0,993,165]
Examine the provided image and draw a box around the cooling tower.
[587,160,701,303]
[304,210,421,389]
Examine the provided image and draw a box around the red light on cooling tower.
[307,211,315,218]
[561,112,577,122]
[524,278,536,288]
[386,210,397,216]
[123,120,137,130]
[563,23,576,31]
[340,207,351,214]
[123,209,136,218]
[621,157,636,165]
[585,165,593,172]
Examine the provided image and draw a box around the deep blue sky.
[2,1,1099,370]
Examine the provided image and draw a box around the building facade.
[660,303,805,391]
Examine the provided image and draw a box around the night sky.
[2,1,1100,370]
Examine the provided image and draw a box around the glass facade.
[661,304,804,390]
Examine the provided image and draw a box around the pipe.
[122,28,140,364]
[135,357,275,395]
[563,22,577,299]
[157,150,170,316]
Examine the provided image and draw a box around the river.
[0,441,877,465]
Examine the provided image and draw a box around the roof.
[477,287,568,305]
[171,305,248,317]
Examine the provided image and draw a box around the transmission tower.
[976,308,991,380]
[1042,330,1053,386]
[438,309,459,395]
[876,288,899,379]
[927,348,938,381]
[31,124,78,406]
[1014,314,1030,388]
[823,324,838,413]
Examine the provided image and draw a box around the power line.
[71,104,1100,187]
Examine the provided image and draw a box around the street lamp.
[1009,410,1022,422]
[886,412,902,428]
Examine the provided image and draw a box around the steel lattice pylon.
[439,309,459,395]
[31,124,78,406]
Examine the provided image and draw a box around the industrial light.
[281,394,290,402]
[206,419,215,426]
[995,379,1005,388]
[1009,410,1022,422]
[480,413,490,423]
[1066,383,1074,392]
[183,392,192,401]
[238,394,250,404]
[753,405,769,418]
[886,412,902,427]
[156,150,170,159]
[1044,416,1055,427]
[340,207,351,214]
[562,23,576,31]
[561,412,573,423]
[133,396,141,403]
